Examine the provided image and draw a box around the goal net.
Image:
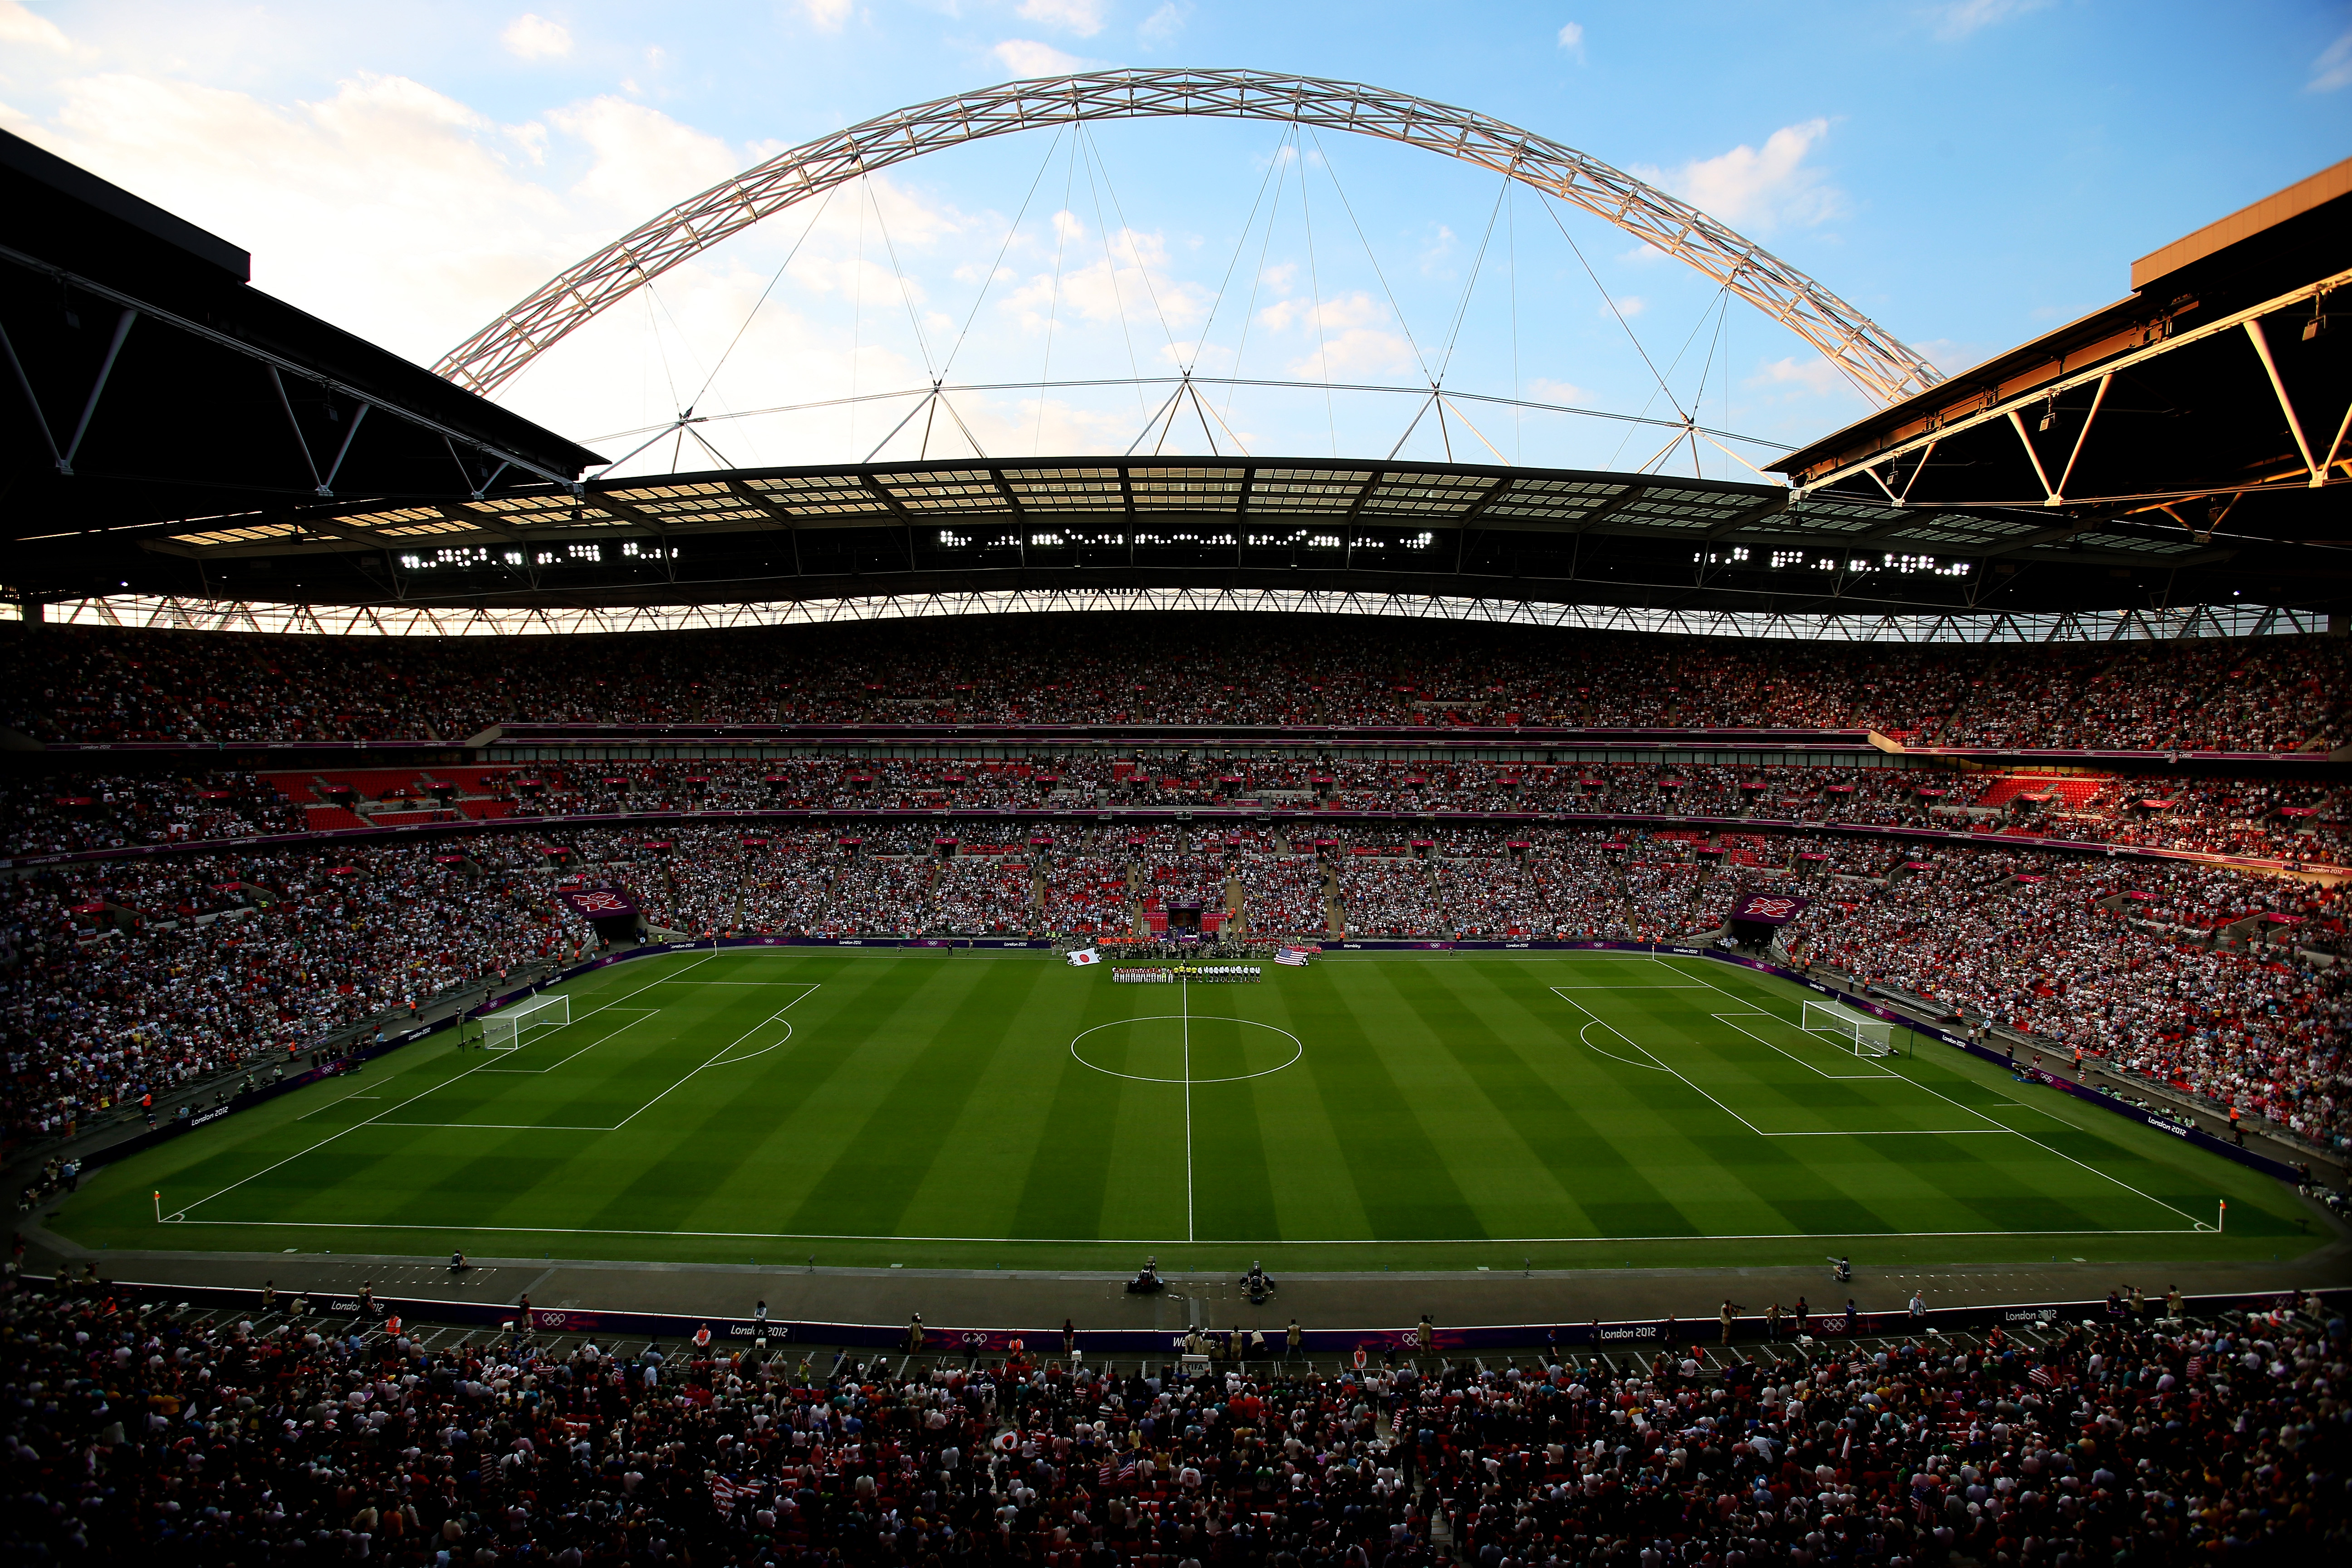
[1800,999,1898,1058]
[481,993,568,1051]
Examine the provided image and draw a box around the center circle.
[1069,1015,1304,1084]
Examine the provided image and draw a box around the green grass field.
[56,950,2325,1273]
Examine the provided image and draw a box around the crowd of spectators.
[1236,855,1331,939]
[16,758,2342,874]
[4,1273,2343,1563]
[5,806,2347,1150]
[1040,856,1133,939]
[932,857,1040,936]
[1339,860,1450,940]
[1780,849,2351,1147]
[3,772,304,857]
[8,617,2346,752]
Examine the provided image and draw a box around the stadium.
[3,31,2348,1568]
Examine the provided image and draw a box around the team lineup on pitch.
[57,950,2300,1269]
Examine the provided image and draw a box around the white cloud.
[1556,21,1585,57]
[799,0,853,33]
[26,72,578,365]
[1637,118,1842,232]
[992,39,1089,76]
[1139,2,1190,46]
[1018,0,1107,37]
[545,96,740,221]
[1750,355,1846,397]
[1527,376,1598,406]
[1911,337,1994,375]
[1002,212,1210,336]
[1251,291,1417,379]
[500,13,572,60]
[2311,27,2352,92]
[1602,294,1646,319]
[1928,0,2051,42]
[0,0,71,52]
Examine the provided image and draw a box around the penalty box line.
[1552,987,2006,1139]
[1708,1012,1901,1083]
[168,953,723,1221]
[1648,956,2211,1230]
[351,983,820,1134]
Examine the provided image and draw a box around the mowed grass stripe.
[104,951,2292,1267]
[1403,961,1655,1239]
[1301,963,1490,1240]
[1006,974,1183,1240]
[1245,980,1373,1242]
[1188,1010,1284,1242]
[387,960,790,1231]
[1565,983,1866,1235]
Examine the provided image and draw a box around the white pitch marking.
[1548,986,1766,1135]
[475,1007,661,1074]
[607,985,817,1130]
[1068,1016,1304,1085]
[155,1217,2206,1244]
[1649,955,2211,1226]
[1709,1012,1898,1082]
[1182,974,1193,1245]
[175,952,719,1216]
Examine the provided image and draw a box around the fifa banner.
[1728,893,1811,926]
[557,887,640,919]
[1113,965,1262,984]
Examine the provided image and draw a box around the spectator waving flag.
[709,1475,744,1514]
[1066,947,1101,967]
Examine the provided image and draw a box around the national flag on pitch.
[1275,945,1316,967]
[1066,947,1101,967]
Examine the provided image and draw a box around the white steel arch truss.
[19,590,2316,647]
[436,69,1940,408]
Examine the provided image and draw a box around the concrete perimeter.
[20,1208,2350,1343]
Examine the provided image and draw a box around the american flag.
[1099,1460,1118,1489]
[709,1475,745,1514]
[2186,1356,2203,1379]
[1119,1457,1137,1485]
[2028,1365,2055,1388]
[1275,945,1317,967]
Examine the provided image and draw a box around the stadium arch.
[435,69,1940,408]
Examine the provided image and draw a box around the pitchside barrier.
[67,1276,2352,1359]
[72,935,2308,1190]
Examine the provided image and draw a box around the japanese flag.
[1066,947,1101,967]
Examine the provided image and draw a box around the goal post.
[481,993,568,1051]
[1799,999,1898,1058]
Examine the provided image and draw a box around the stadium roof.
[1776,157,2352,614]
[5,134,2337,627]
[0,131,601,554]
[10,454,2262,621]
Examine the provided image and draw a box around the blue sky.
[4,0,2346,476]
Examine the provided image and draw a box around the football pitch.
[59,950,2320,1272]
